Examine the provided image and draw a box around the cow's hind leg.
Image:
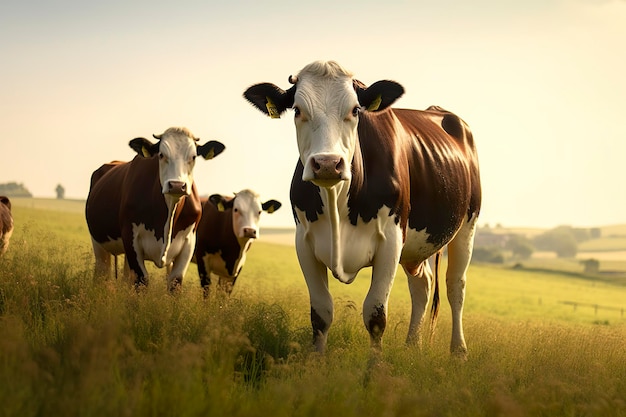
[445,215,478,358]
[403,259,433,347]
[91,238,111,279]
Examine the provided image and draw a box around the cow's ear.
[262,199,282,214]
[355,80,404,112]
[243,83,295,119]
[197,141,226,160]
[129,137,159,157]
[209,194,233,212]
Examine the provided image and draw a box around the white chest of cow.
[295,198,403,284]
[133,222,196,268]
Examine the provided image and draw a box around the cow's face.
[243,60,404,188]
[128,127,225,199]
[155,127,199,197]
[210,190,281,240]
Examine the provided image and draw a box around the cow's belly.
[97,237,124,256]
[400,227,440,265]
[201,252,235,278]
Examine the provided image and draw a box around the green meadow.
[1,200,625,416]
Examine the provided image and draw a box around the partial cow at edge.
[195,189,281,296]
[244,60,481,358]
[0,196,14,257]
[85,127,225,291]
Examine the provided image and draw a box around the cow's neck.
[160,195,184,264]
[322,183,357,284]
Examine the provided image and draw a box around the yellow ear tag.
[141,146,151,158]
[266,97,281,119]
[204,149,215,160]
[267,205,275,214]
[217,201,225,212]
[367,94,382,111]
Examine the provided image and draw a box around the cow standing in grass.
[195,189,281,296]
[0,196,13,257]
[244,60,481,356]
[85,127,225,291]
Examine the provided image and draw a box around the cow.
[85,127,225,291]
[194,189,282,296]
[243,60,481,357]
[0,196,13,257]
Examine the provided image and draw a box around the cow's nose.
[167,180,186,195]
[243,227,257,239]
[311,155,343,180]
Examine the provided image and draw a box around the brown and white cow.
[195,189,281,295]
[85,127,225,291]
[0,196,13,257]
[244,61,481,356]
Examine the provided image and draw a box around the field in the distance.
[1,199,625,416]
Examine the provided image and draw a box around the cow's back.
[392,107,481,248]
[86,161,130,244]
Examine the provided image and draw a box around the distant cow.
[85,127,225,291]
[0,196,13,257]
[195,189,281,295]
[244,60,481,356]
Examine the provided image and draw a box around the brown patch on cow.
[0,196,13,257]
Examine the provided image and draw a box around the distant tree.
[505,234,534,259]
[580,258,600,274]
[0,182,32,197]
[472,247,505,264]
[533,227,578,258]
[590,227,602,239]
[56,184,65,199]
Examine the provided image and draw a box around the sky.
[1,0,625,229]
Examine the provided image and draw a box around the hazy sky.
[1,0,625,228]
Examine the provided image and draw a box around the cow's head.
[243,60,404,188]
[0,196,11,211]
[129,127,225,198]
[209,189,281,240]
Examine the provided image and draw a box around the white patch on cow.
[295,187,403,284]
[401,227,439,265]
[132,221,196,272]
[200,239,250,279]
[232,189,263,239]
[0,227,13,256]
[156,127,198,197]
[293,62,359,185]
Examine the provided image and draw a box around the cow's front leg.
[167,233,196,292]
[364,235,402,350]
[197,252,212,297]
[297,234,333,353]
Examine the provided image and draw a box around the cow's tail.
[429,250,442,343]
[114,255,119,280]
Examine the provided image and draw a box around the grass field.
[1,200,626,416]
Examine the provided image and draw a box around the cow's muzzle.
[242,227,257,239]
[306,154,348,187]
[165,180,188,196]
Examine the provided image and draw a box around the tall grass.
[1,205,625,416]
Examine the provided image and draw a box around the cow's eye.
[234,208,238,213]
[352,106,360,117]
[293,106,301,117]
[158,152,165,160]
